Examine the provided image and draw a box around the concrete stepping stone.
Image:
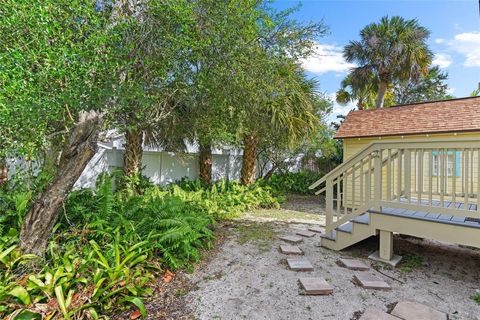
[296,230,316,237]
[338,258,370,271]
[279,245,303,255]
[308,226,323,233]
[298,277,333,295]
[391,300,447,320]
[353,274,391,290]
[360,307,400,320]
[287,258,314,271]
[279,235,303,244]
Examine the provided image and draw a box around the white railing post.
[325,177,334,236]
[374,149,382,210]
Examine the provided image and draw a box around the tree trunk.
[375,81,388,109]
[0,157,7,188]
[198,143,212,185]
[19,111,102,256]
[263,163,279,181]
[357,98,364,110]
[123,128,144,177]
[241,134,259,186]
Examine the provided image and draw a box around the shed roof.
[334,96,480,139]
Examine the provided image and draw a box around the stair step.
[353,213,370,225]
[320,230,336,241]
[337,222,353,233]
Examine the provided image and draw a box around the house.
[309,96,480,265]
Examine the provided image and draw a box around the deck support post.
[379,230,393,261]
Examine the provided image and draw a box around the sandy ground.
[185,219,480,320]
[140,195,480,320]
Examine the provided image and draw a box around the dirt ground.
[143,195,480,320]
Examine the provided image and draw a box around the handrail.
[309,137,480,190]
[314,137,480,238]
[325,202,374,233]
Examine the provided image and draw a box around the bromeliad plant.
[0,230,157,319]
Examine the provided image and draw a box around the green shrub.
[262,171,324,195]
[0,175,282,318]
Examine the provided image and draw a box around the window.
[432,151,460,176]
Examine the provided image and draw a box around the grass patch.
[399,253,423,273]
[236,223,277,252]
[243,208,322,223]
[471,293,480,305]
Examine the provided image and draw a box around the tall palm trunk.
[241,133,259,186]
[375,81,388,108]
[20,111,102,256]
[0,157,7,188]
[123,128,144,178]
[199,143,212,185]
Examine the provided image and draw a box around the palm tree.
[240,62,319,186]
[336,74,377,110]
[344,16,433,108]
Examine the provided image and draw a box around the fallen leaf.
[130,309,142,319]
[162,270,175,283]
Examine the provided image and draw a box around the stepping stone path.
[338,258,370,271]
[353,274,391,290]
[391,300,447,320]
[308,226,323,233]
[360,307,400,320]
[287,258,314,271]
[296,230,316,237]
[279,245,303,255]
[279,235,303,244]
[298,277,333,295]
[280,229,334,296]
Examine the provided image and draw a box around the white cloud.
[326,92,356,123]
[432,53,452,68]
[435,38,445,44]
[449,32,480,67]
[302,43,355,74]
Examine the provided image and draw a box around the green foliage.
[0,174,281,318]
[262,171,324,195]
[471,292,480,305]
[399,253,423,273]
[394,66,453,104]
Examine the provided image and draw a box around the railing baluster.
[452,148,457,204]
[337,176,341,216]
[397,149,403,201]
[325,177,333,236]
[404,149,411,203]
[418,149,423,203]
[471,149,474,197]
[440,149,445,206]
[374,149,382,209]
[366,154,372,202]
[465,149,469,209]
[359,159,364,206]
[410,149,418,193]
[429,149,433,205]
[387,149,391,201]
[352,164,356,210]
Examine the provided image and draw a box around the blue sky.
[271,0,480,121]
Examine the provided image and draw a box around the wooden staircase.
[309,138,480,262]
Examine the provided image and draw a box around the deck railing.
[310,138,480,235]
